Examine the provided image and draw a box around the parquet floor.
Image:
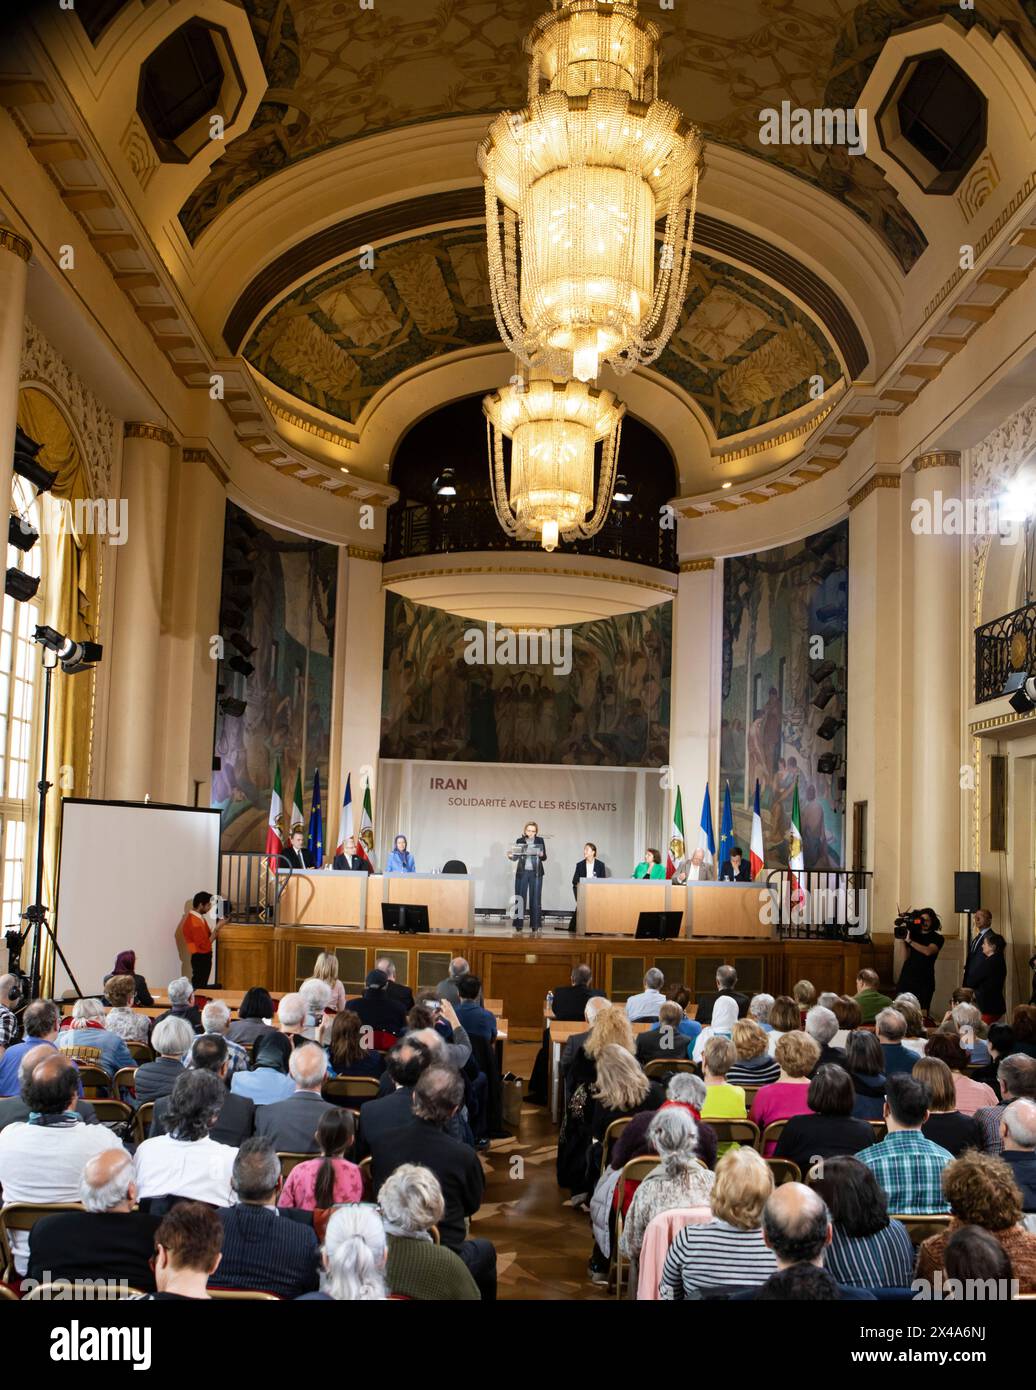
[472,1042,609,1301]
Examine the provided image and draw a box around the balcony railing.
[384,497,678,572]
[975,601,1036,703]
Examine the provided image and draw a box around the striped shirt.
[974,1103,1006,1156]
[854,1131,952,1214]
[659,1220,776,1300]
[727,1056,780,1087]
[825,1220,916,1289]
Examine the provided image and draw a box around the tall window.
[0,476,43,931]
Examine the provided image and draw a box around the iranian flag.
[358,778,375,869]
[789,779,805,907]
[666,786,685,879]
[335,774,354,858]
[265,760,284,866]
[290,767,305,835]
[750,778,765,880]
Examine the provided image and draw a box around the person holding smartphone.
[508,821,546,934]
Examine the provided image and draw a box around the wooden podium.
[276,869,368,928]
[576,878,777,939]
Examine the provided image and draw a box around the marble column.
[669,557,720,846]
[0,230,32,511]
[846,472,903,937]
[330,546,386,842]
[909,451,962,926]
[105,422,174,799]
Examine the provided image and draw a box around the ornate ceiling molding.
[222,189,868,380]
[848,473,901,510]
[19,316,116,498]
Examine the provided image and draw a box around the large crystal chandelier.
[484,373,625,552]
[478,0,705,383]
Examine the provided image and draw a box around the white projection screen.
[54,800,221,996]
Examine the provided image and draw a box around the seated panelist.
[633,848,666,880]
[673,847,714,883]
[329,835,373,873]
[571,842,607,900]
[282,827,314,870]
[386,834,416,873]
[719,846,752,882]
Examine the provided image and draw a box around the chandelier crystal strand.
[479,0,704,382]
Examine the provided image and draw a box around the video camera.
[893,908,926,942]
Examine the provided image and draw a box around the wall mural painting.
[381,594,672,767]
[721,520,848,869]
[211,502,338,851]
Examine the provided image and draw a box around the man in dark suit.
[346,969,408,1041]
[371,1066,496,1300]
[374,957,414,1013]
[282,828,315,871]
[331,836,372,872]
[354,1036,433,1159]
[254,1042,336,1153]
[696,965,751,1025]
[962,907,993,987]
[214,1139,319,1298]
[719,846,752,882]
[876,1008,919,1076]
[635,1002,692,1066]
[150,1035,254,1147]
[28,1149,160,1291]
[551,964,607,1022]
[508,821,546,934]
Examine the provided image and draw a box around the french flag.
[335,773,354,858]
[750,778,764,880]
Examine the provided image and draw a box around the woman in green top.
[633,847,666,880]
[379,1163,481,1301]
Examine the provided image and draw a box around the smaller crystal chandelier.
[484,372,625,552]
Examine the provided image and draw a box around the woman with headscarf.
[102,950,154,1007]
[692,994,740,1065]
[386,834,416,873]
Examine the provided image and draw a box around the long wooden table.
[276,869,475,933]
[575,879,778,938]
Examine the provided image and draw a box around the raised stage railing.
[763,868,873,941]
[219,852,293,925]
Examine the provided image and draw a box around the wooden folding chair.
[765,1157,801,1186]
[133,1102,155,1146]
[321,1076,381,1105]
[761,1120,789,1151]
[126,1041,154,1065]
[890,1213,953,1246]
[277,1153,314,1182]
[703,1118,760,1152]
[73,1064,112,1099]
[89,1099,133,1128]
[0,1204,85,1281]
[643,1058,699,1081]
[612,1155,661,1299]
[600,1116,633,1178]
[112,1067,137,1100]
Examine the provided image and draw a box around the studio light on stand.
[22,625,103,999]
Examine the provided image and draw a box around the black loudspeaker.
[954,871,981,914]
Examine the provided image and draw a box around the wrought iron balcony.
[384,497,678,572]
[975,601,1036,703]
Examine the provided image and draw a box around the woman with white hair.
[619,1107,715,1291]
[611,1073,719,1173]
[134,1015,193,1103]
[299,1205,389,1301]
[57,996,135,1078]
[691,993,739,1065]
[379,1163,481,1300]
[299,977,334,1041]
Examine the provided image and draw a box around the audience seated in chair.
[913,1056,983,1157]
[370,1065,496,1300]
[625,968,667,1024]
[0,1041,99,1132]
[379,1164,481,1301]
[634,1002,692,1067]
[355,1037,434,1161]
[151,1034,254,1147]
[854,1073,953,1215]
[727,1018,780,1088]
[941,1224,1015,1296]
[56,997,134,1080]
[134,1069,237,1209]
[805,1006,846,1071]
[137,1202,223,1301]
[875,1009,918,1076]
[974,1054,1036,1156]
[227,988,278,1049]
[845,1029,888,1121]
[103,975,152,1045]
[346,970,408,1044]
[731,1183,876,1301]
[254,1043,335,1154]
[183,1000,249,1078]
[619,1107,715,1291]
[764,997,801,1056]
[231,1032,295,1106]
[696,966,750,1027]
[556,1003,633,1199]
[659,1147,776,1299]
[611,1073,718,1174]
[773,1064,873,1174]
[999,1097,1036,1211]
[27,1148,160,1292]
[750,1032,820,1153]
[924,1032,998,1117]
[134,1017,192,1105]
[214,1138,320,1299]
[915,1149,1036,1293]
[152,977,202,1035]
[0,1001,63,1098]
[297,1204,388,1302]
[854,969,893,1025]
[0,1050,124,1274]
[326,1009,385,1085]
[279,1108,363,1211]
[699,1037,748,1132]
[807,1155,915,1290]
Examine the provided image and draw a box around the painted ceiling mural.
[182,0,1036,266]
[243,227,841,437]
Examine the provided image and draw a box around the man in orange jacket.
[178,892,220,987]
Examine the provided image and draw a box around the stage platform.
[216,923,890,1039]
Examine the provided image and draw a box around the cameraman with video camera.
[894,907,944,1015]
